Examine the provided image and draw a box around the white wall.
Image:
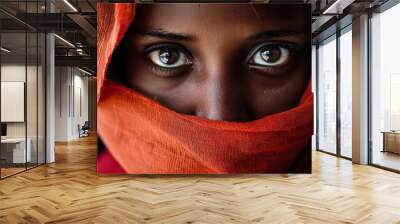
[1,63,46,164]
[1,65,26,133]
[76,71,89,138]
[55,66,69,141]
[1,64,42,138]
[55,67,89,141]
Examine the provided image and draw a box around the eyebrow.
[136,29,195,41]
[248,30,304,40]
[135,29,303,42]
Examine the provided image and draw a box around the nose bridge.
[196,50,248,121]
[205,68,232,120]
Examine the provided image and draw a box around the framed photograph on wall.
[97,3,313,174]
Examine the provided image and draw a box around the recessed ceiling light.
[1,47,11,53]
[63,0,78,12]
[54,34,75,48]
[323,0,354,15]
[78,67,93,76]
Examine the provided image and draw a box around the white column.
[45,0,55,163]
[352,14,369,164]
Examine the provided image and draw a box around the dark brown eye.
[159,48,179,65]
[260,46,281,63]
[148,47,191,68]
[249,44,289,67]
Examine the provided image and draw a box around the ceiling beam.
[55,55,96,71]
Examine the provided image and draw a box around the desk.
[382,131,400,154]
[1,138,31,163]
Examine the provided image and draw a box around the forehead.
[134,3,309,33]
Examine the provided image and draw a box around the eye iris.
[159,48,179,65]
[260,46,281,63]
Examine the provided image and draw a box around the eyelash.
[143,42,300,77]
[143,43,194,77]
[148,62,190,77]
[247,42,301,75]
[247,42,300,63]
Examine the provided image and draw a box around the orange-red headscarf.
[97,3,313,174]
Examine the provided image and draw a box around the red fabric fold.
[97,3,313,174]
[97,150,125,174]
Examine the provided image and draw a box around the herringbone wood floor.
[0,134,400,224]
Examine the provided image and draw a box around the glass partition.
[370,2,400,171]
[26,0,45,169]
[0,1,46,179]
[27,31,38,169]
[317,35,337,154]
[339,26,352,158]
[1,30,28,177]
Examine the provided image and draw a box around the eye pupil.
[260,46,281,63]
[159,48,179,65]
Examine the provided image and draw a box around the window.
[339,27,352,158]
[370,2,400,171]
[317,35,337,154]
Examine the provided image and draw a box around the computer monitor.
[1,123,7,137]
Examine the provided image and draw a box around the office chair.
[79,121,90,138]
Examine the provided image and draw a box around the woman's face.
[116,4,310,122]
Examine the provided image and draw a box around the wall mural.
[97,3,313,174]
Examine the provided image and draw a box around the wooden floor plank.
[0,134,399,223]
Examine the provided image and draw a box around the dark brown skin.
[112,3,310,122]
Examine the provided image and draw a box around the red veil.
[97,3,313,174]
